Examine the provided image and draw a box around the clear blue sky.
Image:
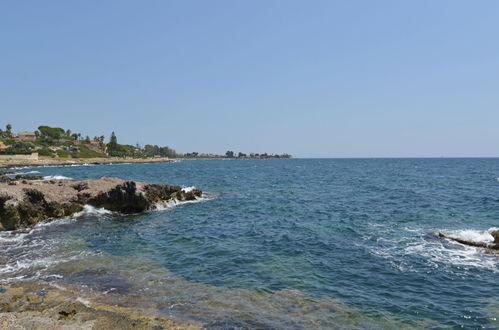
[1,1,498,157]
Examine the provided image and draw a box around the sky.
[1,0,498,158]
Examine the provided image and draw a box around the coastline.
[0,157,293,169]
[0,157,176,169]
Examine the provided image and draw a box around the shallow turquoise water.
[1,159,499,328]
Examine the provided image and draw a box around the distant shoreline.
[0,157,175,169]
[0,156,297,169]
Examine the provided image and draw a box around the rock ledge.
[0,176,202,231]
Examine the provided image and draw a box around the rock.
[14,175,43,181]
[0,282,202,329]
[438,232,499,252]
[491,230,499,244]
[0,178,202,231]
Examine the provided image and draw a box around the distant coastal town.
[0,124,291,161]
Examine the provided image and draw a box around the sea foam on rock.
[0,176,202,231]
[439,228,499,254]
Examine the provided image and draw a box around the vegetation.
[0,123,292,159]
[38,126,66,140]
[143,145,177,158]
[0,124,14,139]
[224,150,291,159]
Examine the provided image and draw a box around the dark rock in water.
[88,181,149,213]
[491,230,499,244]
[0,177,202,231]
[438,232,499,254]
[14,175,43,181]
[0,172,43,184]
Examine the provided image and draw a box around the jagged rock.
[0,177,202,231]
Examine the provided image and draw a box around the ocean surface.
[1,159,498,328]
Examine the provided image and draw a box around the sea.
[1,158,498,328]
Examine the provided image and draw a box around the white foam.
[153,194,212,211]
[181,186,196,193]
[7,170,41,175]
[368,227,499,274]
[0,232,30,243]
[33,217,77,229]
[74,205,112,217]
[42,175,73,180]
[404,240,498,272]
[442,228,494,244]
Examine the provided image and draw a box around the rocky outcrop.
[0,176,202,231]
[439,231,499,254]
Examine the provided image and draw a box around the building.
[16,132,37,141]
[0,141,9,151]
[90,141,100,146]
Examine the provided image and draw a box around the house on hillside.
[90,141,100,146]
[16,132,37,141]
[0,141,9,151]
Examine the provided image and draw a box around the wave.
[439,228,497,244]
[154,192,214,211]
[74,205,112,217]
[42,175,73,180]
[4,170,41,176]
[368,227,499,273]
[404,238,498,273]
[0,231,30,243]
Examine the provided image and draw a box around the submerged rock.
[0,177,202,231]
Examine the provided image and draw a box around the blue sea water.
[1,159,498,328]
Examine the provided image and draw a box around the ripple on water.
[1,159,499,328]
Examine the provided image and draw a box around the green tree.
[225,150,235,158]
[5,124,12,138]
[38,126,65,140]
[109,132,118,148]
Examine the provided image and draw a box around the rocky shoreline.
[0,170,205,328]
[0,172,202,231]
[0,157,176,169]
